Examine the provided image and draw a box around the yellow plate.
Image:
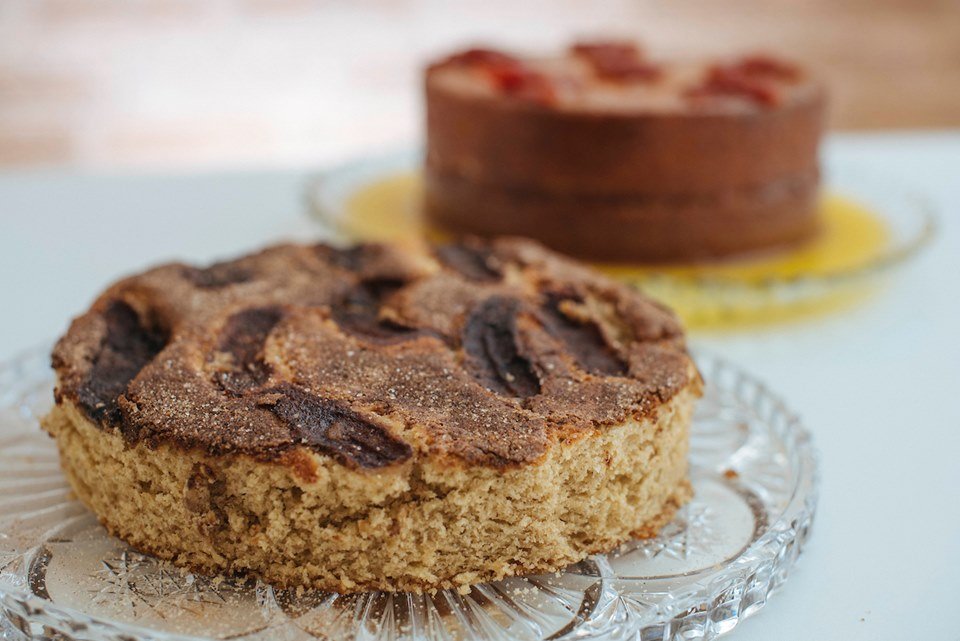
[308,152,935,330]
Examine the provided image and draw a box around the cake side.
[423,42,826,262]
[426,70,824,195]
[44,379,697,593]
[425,171,820,262]
[425,43,825,194]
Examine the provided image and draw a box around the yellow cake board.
[337,173,890,330]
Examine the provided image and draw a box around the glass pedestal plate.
[307,150,935,330]
[0,347,816,641]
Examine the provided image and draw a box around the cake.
[43,238,701,593]
[424,42,826,263]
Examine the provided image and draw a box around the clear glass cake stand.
[305,150,935,329]
[0,347,817,641]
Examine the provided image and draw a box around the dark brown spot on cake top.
[315,242,428,283]
[539,293,628,377]
[462,296,541,398]
[331,279,422,344]
[74,300,167,426]
[213,306,283,394]
[435,242,503,282]
[316,244,383,273]
[183,260,253,289]
[51,239,694,469]
[259,384,412,469]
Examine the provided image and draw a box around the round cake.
[424,42,826,263]
[43,238,701,593]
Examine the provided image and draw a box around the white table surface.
[1,131,958,640]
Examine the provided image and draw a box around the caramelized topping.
[462,296,541,398]
[435,242,503,282]
[213,307,283,395]
[259,384,412,469]
[76,300,167,425]
[184,261,253,289]
[540,293,627,376]
[331,279,420,344]
[571,41,661,82]
[316,244,384,273]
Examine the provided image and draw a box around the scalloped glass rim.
[304,148,937,295]
[0,346,818,641]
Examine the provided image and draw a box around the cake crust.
[45,238,701,592]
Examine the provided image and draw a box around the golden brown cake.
[43,238,701,593]
[424,42,826,263]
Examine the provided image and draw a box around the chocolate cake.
[424,42,826,263]
[43,238,701,593]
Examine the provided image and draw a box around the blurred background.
[1,0,958,171]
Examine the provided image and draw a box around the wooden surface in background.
[0,0,958,169]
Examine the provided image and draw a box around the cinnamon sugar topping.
[51,239,695,469]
